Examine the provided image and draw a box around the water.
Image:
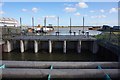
[37,27,102,35]
[2,45,118,61]
[2,27,118,61]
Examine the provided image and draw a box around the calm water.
[2,27,118,61]
[37,27,102,35]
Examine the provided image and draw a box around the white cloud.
[0,11,4,14]
[32,7,39,13]
[109,8,118,13]
[100,9,105,13]
[45,15,56,18]
[76,2,88,8]
[99,15,106,18]
[22,9,27,12]
[74,12,80,16]
[64,7,77,12]
[91,15,106,18]
[90,10,95,13]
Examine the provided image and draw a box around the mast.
[83,16,84,32]
[57,16,59,32]
[32,17,34,30]
[44,17,47,34]
[69,17,72,33]
[20,17,22,34]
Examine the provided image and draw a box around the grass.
[95,31,120,46]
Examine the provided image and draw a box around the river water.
[37,27,102,35]
[2,27,118,61]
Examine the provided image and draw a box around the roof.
[0,17,18,24]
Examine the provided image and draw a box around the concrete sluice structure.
[2,35,119,79]
[2,35,98,54]
[1,61,119,79]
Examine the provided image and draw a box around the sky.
[0,1,119,26]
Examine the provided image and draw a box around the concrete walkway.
[4,35,96,41]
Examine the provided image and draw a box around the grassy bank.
[95,31,120,46]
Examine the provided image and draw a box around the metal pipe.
[2,69,119,78]
[97,65,111,80]
[2,61,119,69]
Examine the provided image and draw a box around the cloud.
[100,9,105,13]
[76,2,88,8]
[74,12,80,16]
[91,15,106,18]
[99,15,106,18]
[45,15,56,18]
[0,11,4,14]
[109,8,118,13]
[90,10,95,13]
[32,7,39,13]
[22,9,27,12]
[64,7,77,12]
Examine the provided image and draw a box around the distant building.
[113,26,120,30]
[102,25,111,30]
[0,17,19,27]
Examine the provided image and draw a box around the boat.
[35,25,54,33]
[42,26,54,33]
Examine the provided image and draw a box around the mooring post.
[49,40,52,54]
[20,40,24,53]
[79,30,81,35]
[34,40,38,53]
[77,40,81,53]
[63,40,66,53]
[7,40,12,52]
[86,31,89,38]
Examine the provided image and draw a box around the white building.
[0,17,19,27]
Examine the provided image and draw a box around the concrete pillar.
[63,40,66,53]
[7,40,12,52]
[34,40,38,53]
[77,41,81,53]
[49,40,52,53]
[20,40,24,53]
[92,41,98,54]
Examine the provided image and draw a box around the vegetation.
[95,31,120,46]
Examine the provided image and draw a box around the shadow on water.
[2,45,118,61]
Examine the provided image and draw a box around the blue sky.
[0,2,119,26]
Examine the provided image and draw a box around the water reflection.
[21,53,25,60]
[2,47,118,61]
